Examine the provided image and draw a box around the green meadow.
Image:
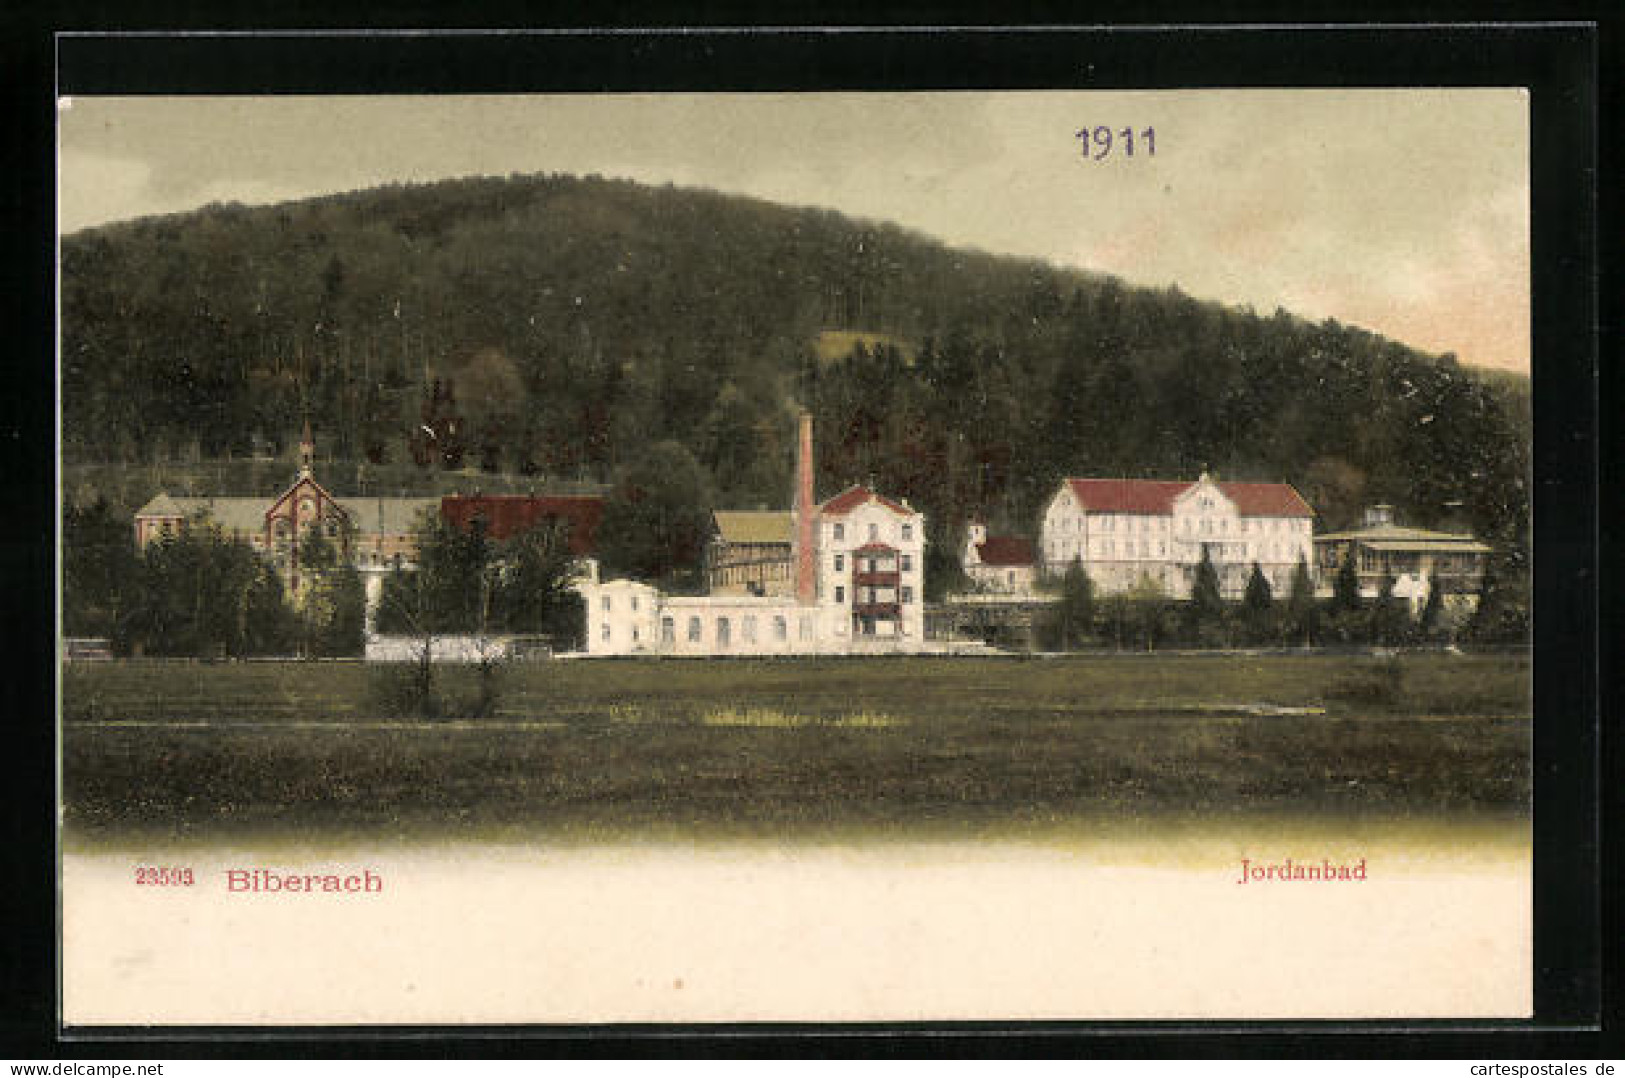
[61,653,1531,845]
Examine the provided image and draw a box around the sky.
[57,90,1529,374]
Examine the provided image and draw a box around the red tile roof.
[1064,478,1312,518]
[819,485,914,517]
[440,494,604,554]
[976,536,1037,567]
[1065,479,1192,515]
[1216,482,1314,518]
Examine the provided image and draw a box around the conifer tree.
[1045,560,1095,650]
[1417,573,1443,641]
[1186,546,1226,646]
[1241,562,1275,645]
[1332,548,1363,614]
[1370,572,1406,646]
[1285,556,1318,646]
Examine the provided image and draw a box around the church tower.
[299,418,315,477]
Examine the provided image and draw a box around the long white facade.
[582,484,927,656]
[1041,474,1314,599]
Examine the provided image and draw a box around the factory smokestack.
[795,410,817,604]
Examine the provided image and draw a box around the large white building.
[1041,473,1314,599]
[814,484,927,643]
[581,414,927,656]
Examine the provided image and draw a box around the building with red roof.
[1043,472,1316,599]
[960,521,1039,596]
[439,494,603,557]
[580,419,929,656]
[814,484,926,643]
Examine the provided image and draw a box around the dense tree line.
[63,497,585,657]
[1036,552,1526,652]
[64,499,305,657]
[62,171,1530,599]
[374,514,584,647]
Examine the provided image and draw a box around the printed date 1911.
[134,865,195,886]
[1076,125,1155,161]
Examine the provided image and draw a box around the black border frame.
[4,20,1604,1058]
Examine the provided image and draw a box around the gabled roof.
[1064,478,1313,518]
[1314,523,1488,550]
[134,492,185,518]
[1215,482,1314,518]
[975,536,1037,567]
[712,510,793,546]
[852,541,898,554]
[336,497,440,537]
[819,484,914,518]
[440,494,604,555]
[139,496,269,534]
[1363,538,1492,554]
[267,474,348,522]
[1065,479,1192,515]
[138,490,442,538]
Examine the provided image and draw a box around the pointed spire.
[299,417,315,477]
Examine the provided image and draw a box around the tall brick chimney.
[795,410,817,604]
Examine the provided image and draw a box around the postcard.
[58,83,1535,1025]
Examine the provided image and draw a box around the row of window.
[832,585,912,604]
[1087,565,1295,593]
[1319,548,1484,574]
[830,521,915,544]
[1047,538,1307,561]
[833,553,912,573]
[271,517,342,539]
[1057,514,1307,535]
[651,613,816,646]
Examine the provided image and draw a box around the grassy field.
[813,329,916,366]
[61,653,1531,845]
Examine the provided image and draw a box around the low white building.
[1041,473,1315,599]
[581,484,927,656]
[585,583,839,657]
[581,413,929,656]
[1313,504,1490,615]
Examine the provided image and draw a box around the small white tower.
[963,519,988,564]
[298,418,316,478]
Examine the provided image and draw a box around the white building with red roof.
[1041,472,1315,599]
[581,415,928,655]
[960,521,1039,596]
[814,484,926,644]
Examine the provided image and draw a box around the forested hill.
[60,171,1529,553]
